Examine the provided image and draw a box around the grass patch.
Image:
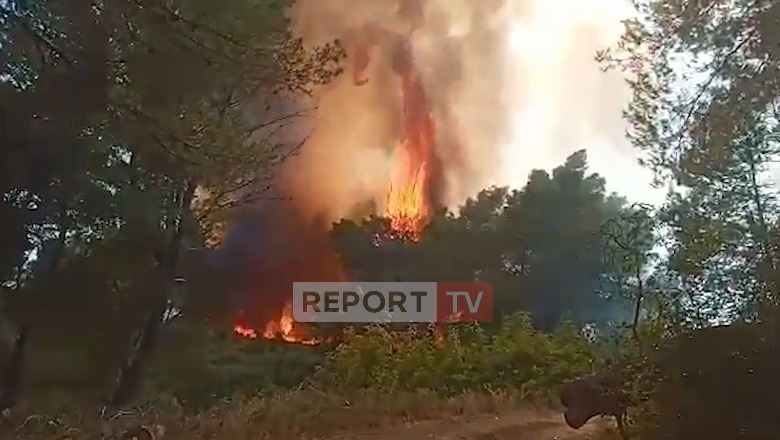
[8,389,528,440]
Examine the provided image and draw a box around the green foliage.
[314,313,598,397]
[15,321,325,411]
[0,0,346,409]
[600,0,780,321]
[147,324,323,410]
[598,0,780,182]
[618,323,780,440]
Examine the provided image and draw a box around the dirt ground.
[328,409,620,440]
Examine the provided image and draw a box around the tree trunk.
[0,199,69,418]
[107,180,196,408]
[631,270,644,343]
[744,143,777,322]
[0,325,29,418]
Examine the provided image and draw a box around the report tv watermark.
[291,282,493,323]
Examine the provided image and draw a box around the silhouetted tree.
[331,150,636,332]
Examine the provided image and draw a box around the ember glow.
[234,323,257,339]
[234,311,258,339]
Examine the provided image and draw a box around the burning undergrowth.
[224,203,345,345]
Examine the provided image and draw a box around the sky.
[497,0,667,206]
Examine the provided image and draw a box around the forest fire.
[232,11,441,343]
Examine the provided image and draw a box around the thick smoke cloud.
[275,0,645,220]
[278,0,518,221]
[498,0,649,202]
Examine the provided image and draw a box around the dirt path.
[330,409,619,440]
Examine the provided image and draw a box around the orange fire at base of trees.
[233,310,259,339]
[234,305,319,345]
[262,302,320,345]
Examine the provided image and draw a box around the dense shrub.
[314,312,599,397]
[594,321,780,440]
[640,323,780,440]
[6,314,609,439]
[12,313,602,413]
[148,328,324,409]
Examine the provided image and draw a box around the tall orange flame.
[383,38,437,240]
[386,145,430,239]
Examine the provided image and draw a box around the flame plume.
[347,13,440,240]
[385,146,430,240]
[374,38,437,240]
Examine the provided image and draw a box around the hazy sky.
[282,0,667,222]
[497,0,666,206]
